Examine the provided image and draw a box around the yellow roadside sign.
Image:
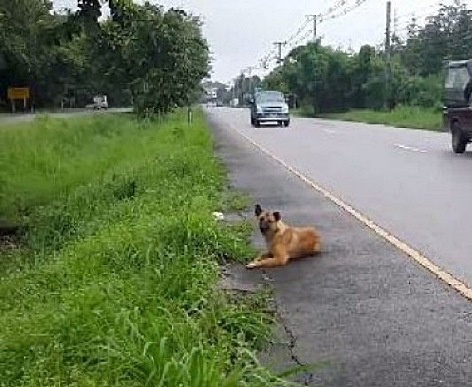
[7,87,30,100]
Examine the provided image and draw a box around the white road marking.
[323,129,337,134]
[394,144,428,153]
[232,126,472,303]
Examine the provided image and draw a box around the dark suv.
[250,90,290,128]
[443,59,472,153]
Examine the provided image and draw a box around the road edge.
[232,126,472,302]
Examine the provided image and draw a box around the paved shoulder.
[208,112,472,387]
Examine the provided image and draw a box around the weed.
[317,106,443,131]
[0,110,289,386]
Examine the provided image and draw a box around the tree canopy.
[0,0,210,114]
[252,1,472,114]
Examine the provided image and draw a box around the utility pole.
[385,0,392,110]
[247,66,253,94]
[393,5,398,37]
[274,41,285,64]
[306,15,317,42]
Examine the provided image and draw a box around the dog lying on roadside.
[246,204,322,269]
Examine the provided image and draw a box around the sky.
[54,0,469,84]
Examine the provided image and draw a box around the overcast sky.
[54,0,468,84]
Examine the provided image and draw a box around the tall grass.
[0,111,288,386]
[318,106,443,131]
[0,114,166,221]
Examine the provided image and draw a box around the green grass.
[222,191,252,213]
[0,111,290,386]
[317,106,443,131]
[0,113,158,221]
[291,106,316,119]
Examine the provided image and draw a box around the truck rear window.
[445,67,470,92]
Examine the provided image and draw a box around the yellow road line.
[235,128,472,300]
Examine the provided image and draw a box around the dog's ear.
[255,204,262,216]
[273,211,281,221]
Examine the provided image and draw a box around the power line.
[288,29,314,49]
[394,10,447,33]
[245,0,355,72]
[395,2,441,23]
[394,1,472,33]
[320,0,370,22]
[235,0,371,81]
[285,18,311,45]
[318,0,349,19]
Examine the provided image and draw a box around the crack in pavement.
[262,270,315,386]
[207,111,472,386]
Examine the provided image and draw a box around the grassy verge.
[291,106,316,119]
[297,106,443,131]
[0,111,288,386]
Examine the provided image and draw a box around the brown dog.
[246,204,322,269]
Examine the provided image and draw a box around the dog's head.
[255,204,281,235]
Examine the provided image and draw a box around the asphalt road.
[208,108,472,386]
[208,107,472,288]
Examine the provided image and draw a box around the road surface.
[208,107,472,386]
[209,107,472,287]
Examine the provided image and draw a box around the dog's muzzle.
[259,221,269,234]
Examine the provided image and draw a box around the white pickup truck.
[86,95,108,110]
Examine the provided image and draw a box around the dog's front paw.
[246,261,259,270]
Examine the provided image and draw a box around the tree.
[260,1,472,114]
[122,5,209,115]
[0,0,61,105]
[77,0,102,24]
[348,45,375,108]
[264,42,352,114]
[0,0,210,113]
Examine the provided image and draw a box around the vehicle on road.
[87,95,108,110]
[443,59,472,153]
[249,90,290,128]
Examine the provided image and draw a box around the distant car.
[249,90,290,128]
[92,95,108,110]
[443,60,472,153]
